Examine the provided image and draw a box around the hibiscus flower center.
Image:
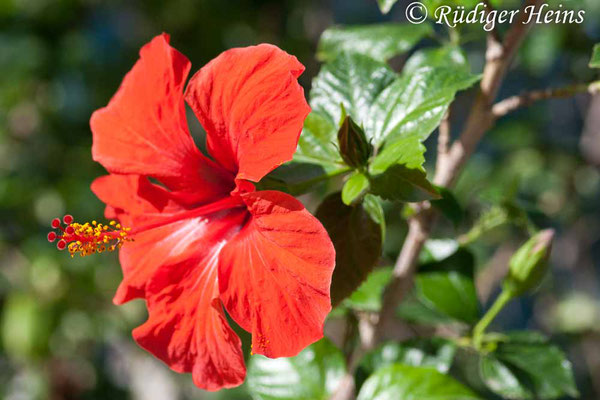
[47,214,132,257]
[48,195,246,258]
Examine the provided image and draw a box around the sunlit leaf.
[419,239,460,264]
[357,364,481,400]
[318,23,432,62]
[369,136,425,173]
[480,331,578,400]
[310,53,396,135]
[295,111,343,166]
[403,45,470,74]
[247,338,346,400]
[309,55,478,176]
[367,66,480,148]
[342,171,370,205]
[357,338,457,389]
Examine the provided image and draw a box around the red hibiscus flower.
[48,34,335,391]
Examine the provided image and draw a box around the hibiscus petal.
[91,33,233,202]
[133,210,247,390]
[112,204,245,304]
[185,44,311,182]
[91,174,183,226]
[218,191,335,358]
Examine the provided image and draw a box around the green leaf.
[420,239,460,264]
[480,331,578,400]
[342,171,370,205]
[480,355,530,399]
[247,338,346,400]
[431,186,464,226]
[416,248,480,324]
[309,55,478,176]
[421,0,480,15]
[369,136,426,173]
[368,66,479,173]
[295,111,343,166]
[377,0,399,14]
[458,204,512,245]
[317,23,432,62]
[310,53,396,135]
[357,364,481,400]
[363,194,386,241]
[403,46,470,75]
[397,295,456,325]
[316,192,383,306]
[358,338,457,379]
[399,248,480,325]
[344,266,392,312]
[370,163,440,203]
[367,66,480,148]
[589,43,600,68]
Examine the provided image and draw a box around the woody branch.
[492,81,600,117]
[371,0,545,349]
[330,0,600,398]
[330,2,546,399]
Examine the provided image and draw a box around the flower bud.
[337,115,372,168]
[503,229,555,296]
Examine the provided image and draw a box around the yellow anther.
[54,217,132,258]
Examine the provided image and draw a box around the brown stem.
[373,0,544,347]
[437,110,451,160]
[330,1,546,398]
[482,0,501,43]
[366,210,434,348]
[492,81,600,118]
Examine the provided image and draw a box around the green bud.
[503,229,555,296]
[337,115,372,168]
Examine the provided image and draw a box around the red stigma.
[47,215,132,257]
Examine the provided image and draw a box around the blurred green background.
[1,0,600,399]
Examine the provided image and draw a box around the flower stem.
[472,289,514,350]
